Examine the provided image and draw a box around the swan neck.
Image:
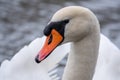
[62,32,100,80]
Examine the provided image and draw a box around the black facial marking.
[44,19,69,37]
[44,26,52,36]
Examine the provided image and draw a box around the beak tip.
[35,55,41,63]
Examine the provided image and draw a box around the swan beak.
[35,29,63,63]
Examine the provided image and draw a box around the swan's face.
[35,6,93,63]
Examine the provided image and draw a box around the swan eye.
[48,34,53,45]
[62,19,69,24]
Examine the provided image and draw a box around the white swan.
[35,6,120,80]
[0,6,120,80]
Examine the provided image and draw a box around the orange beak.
[35,29,63,63]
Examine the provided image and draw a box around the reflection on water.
[0,0,120,78]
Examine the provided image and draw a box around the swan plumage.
[94,34,120,80]
[0,36,70,80]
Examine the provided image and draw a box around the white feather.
[0,36,70,80]
[93,34,120,80]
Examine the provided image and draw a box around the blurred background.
[0,0,120,79]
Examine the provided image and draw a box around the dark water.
[0,0,120,79]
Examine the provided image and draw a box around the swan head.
[35,6,99,63]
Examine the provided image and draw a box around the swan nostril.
[48,34,53,45]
